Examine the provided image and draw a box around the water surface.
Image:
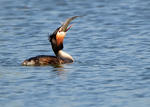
[0,0,150,107]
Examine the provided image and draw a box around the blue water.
[1,0,150,107]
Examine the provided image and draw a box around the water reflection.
[51,65,69,80]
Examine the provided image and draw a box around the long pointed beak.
[55,16,80,47]
[59,16,80,32]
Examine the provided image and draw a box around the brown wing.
[22,55,62,66]
[38,56,60,65]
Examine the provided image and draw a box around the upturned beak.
[59,16,80,32]
[56,16,80,46]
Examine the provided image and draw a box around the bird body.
[22,16,79,66]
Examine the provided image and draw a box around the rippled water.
[1,0,150,107]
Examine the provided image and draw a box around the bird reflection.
[51,65,69,79]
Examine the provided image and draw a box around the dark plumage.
[49,27,63,55]
[22,16,79,66]
[22,55,62,65]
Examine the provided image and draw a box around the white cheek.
[58,32,66,36]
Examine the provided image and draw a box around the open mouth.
[56,16,80,46]
[59,16,80,32]
[65,24,73,32]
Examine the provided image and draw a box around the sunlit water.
[0,0,150,107]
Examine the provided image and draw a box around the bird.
[22,16,79,66]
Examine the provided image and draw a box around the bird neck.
[57,50,74,63]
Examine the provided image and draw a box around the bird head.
[56,16,79,47]
[50,16,80,55]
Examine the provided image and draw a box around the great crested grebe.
[22,16,79,66]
